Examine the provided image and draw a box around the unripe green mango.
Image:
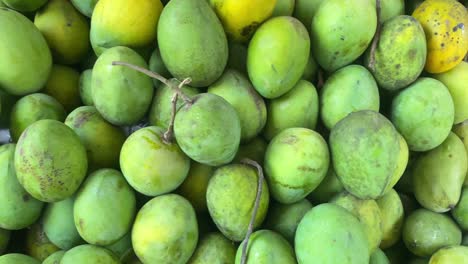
[310,0,376,72]
[208,69,267,142]
[79,69,93,106]
[74,169,136,246]
[0,8,52,95]
[25,222,60,261]
[233,137,267,166]
[42,65,81,113]
[157,0,228,87]
[302,53,318,82]
[42,250,65,264]
[453,187,468,231]
[0,254,40,264]
[176,162,214,213]
[384,133,409,193]
[132,194,198,264]
[272,0,295,17]
[71,0,98,17]
[188,232,236,264]
[413,132,467,212]
[295,203,370,263]
[105,231,132,259]
[206,164,269,242]
[453,121,468,185]
[2,0,47,11]
[61,244,120,264]
[380,0,405,22]
[14,120,88,202]
[92,46,154,126]
[10,93,66,142]
[247,16,310,99]
[0,229,10,254]
[148,48,170,88]
[293,0,323,31]
[377,189,404,249]
[370,248,391,264]
[307,166,344,203]
[429,246,468,264]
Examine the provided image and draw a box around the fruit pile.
[0,0,467,263]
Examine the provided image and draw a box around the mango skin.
[272,0,295,16]
[370,248,391,264]
[0,229,9,254]
[377,189,405,249]
[10,93,66,142]
[293,0,323,31]
[158,0,228,87]
[429,246,468,264]
[42,65,81,113]
[132,194,198,264]
[71,0,98,17]
[403,209,462,257]
[61,244,120,264]
[92,46,154,126]
[188,232,236,264]
[0,8,52,95]
[42,250,65,264]
[365,15,426,91]
[380,0,405,22]
[311,0,376,72]
[295,203,370,264]
[265,128,329,204]
[15,119,88,202]
[235,230,296,264]
[307,166,344,203]
[263,80,319,140]
[25,222,60,261]
[453,187,468,231]
[413,133,467,212]
[453,121,468,185]
[176,162,214,213]
[412,0,468,73]
[79,69,93,106]
[120,126,190,196]
[0,254,40,264]
[206,164,270,242]
[148,48,170,88]
[2,0,47,11]
[384,133,409,193]
[247,16,310,99]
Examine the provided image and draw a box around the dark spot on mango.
[395,64,401,69]
[452,23,464,32]
[434,32,438,35]
[441,43,445,47]
[449,154,452,158]
[240,22,259,37]
[22,194,30,202]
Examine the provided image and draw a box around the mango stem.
[163,92,179,144]
[368,0,381,71]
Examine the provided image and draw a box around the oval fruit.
[61,244,120,264]
[188,232,236,264]
[0,254,40,264]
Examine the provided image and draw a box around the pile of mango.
[0,0,467,263]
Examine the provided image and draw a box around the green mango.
[384,133,409,193]
[92,46,154,126]
[65,106,126,171]
[0,228,10,254]
[206,164,270,241]
[403,208,462,257]
[264,199,313,243]
[174,93,241,166]
[380,0,405,22]
[429,246,468,264]
[452,187,468,231]
[70,0,99,17]
[61,244,120,264]
[0,8,52,95]
[132,194,198,264]
[10,93,66,142]
[453,121,468,185]
[120,126,190,196]
[272,0,295,16]
[295,203,370,263]
[157,0,228,87]
[293,0,323,30]
[148,48,170,88]
[208,69,267,142]
[25,222,60,261]
[14,119,88,202]
[74,169,136,246]
[302,53,318,82]
[311,0,376,72]
[263,80,319,140]
[79,69,93,106]
[235,230,296,264]
[247,16,310,99]
[188,232,236,264]
[377,189,404,249]
[176,162,214,213]
[0,254,40,264]
[3,0,47,11]
[105,231,132,259]
[233,137,267,166]
[227,41,248,74]
[370,248,391,264]
[394,151,419,194]
[265,127,329,204]
[43,197,83,250]
[42,250,65,264]
[320,64,380,130]
[330,110,401,199]
[307,166,344,203]
[413,132,467,212]
[42,65,81,113]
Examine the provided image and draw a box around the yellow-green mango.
[383,133,409,194]
[0,8,52,95]
[0,254,40,264]
[452,187,468,231]
[71,0,98,17]
[42,65,81,113]
[148,48,170,88]
[370,248,391,264]
[188,232,236,264]
[302,53,318,82]
[61,244,120,264]
[92,46,154,126]
[272,0,295,16]
[158,0,228,87]
[34,0,90,65]
[307,166,344,203]
[233,136,267,166]
[293,0,323,30]
[377,189,404,249]
[42,250,65,264]
[310,0,376,72]
[429,246,468,264]
[14,120,88,202]
[132,194,198,264]
[25,222,60,261]
[2,0,46,11]
[380,0,405,22]
[247,16,310,99]
[453,121,468,185]
[79,69,93,106]
[176,162,214,213]
[413,133,467,212]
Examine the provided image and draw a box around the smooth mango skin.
[71,0,98,17]
[429,246,468,264]
[311,0,376,72]
[413,133,467,213]
[188,232,236,264]
[176,162,214,213]
[132,194,198,264]
[206,164,270,242]
[377,189,404,249]
[14,120,88,202]
[272,0,295,16]
[0,229,9,254]
[74,169,136,246]
[370,248,391,264]
[365,15,426,91]
[61,245,120,264]
[42,65,81,113]
[403,209,462,257]
[148,48,170,88]
[433,61,468,124]
[0,254,40,264]
[265,127,329,204]
[453,187,468,231]
[10,93,66,142]
[0,144,43,230]
[0,8,52,96]
[307,166,344,203]
[105,231,132,258]
[233,136,268,166]
[42,250,65,264]
[320,65,380,130]
[293,0,323,31]
[174,93,241,166]
[453,121,468,185]
[2,0,46,11]
[412,0,468,73]
[264,199,313,243]
[91,0,162,56]
[92,46,154,126]
[25,222,60,261]
[120,126,190,196]
[391,78,454,151]
[34,0,90,65]
[79,69,93,106]
[330,110,400,199]
[158,0,228,87]
[209,0,276,43]
[380,0,405,22]
[295,203,370,264]
[247,16,310,99]
[208,69,267,142]
[263,80,319,140]
[235,230,296,264]
[302,54,318,82]
[384,134,409,194]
